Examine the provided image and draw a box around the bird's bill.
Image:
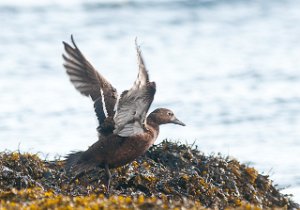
[172,118,186,126]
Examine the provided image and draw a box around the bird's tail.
[64,151,84,172]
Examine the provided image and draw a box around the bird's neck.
[146,114,160,133]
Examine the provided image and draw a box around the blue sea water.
[0,0,299,202]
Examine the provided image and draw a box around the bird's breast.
[106,127,159,168]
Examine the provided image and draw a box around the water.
[0,0,299,202]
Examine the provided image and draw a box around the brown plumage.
[63,35,185,190]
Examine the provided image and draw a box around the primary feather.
[113,42,156,137]
[62,35,118,128]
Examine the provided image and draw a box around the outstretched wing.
[113,41,156,137]
[62,35,118,127]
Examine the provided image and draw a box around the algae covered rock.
[0,140,299,209]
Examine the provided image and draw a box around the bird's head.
[148,108,185,126]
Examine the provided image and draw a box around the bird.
[62,35,185,191]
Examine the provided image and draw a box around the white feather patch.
[100,88,108,118]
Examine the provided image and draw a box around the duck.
[62,35,185,190]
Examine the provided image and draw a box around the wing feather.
[113,42,156,137]
[62,35,118,127]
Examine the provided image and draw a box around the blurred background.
[0,0,299,202]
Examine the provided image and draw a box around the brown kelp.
[0,140,298,209]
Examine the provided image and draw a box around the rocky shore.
[0,140,298,209]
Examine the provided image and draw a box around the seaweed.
[0,140,299,209]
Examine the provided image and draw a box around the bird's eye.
[167,112,173,116]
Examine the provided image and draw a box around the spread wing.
[62,35,118,127]
[113,41,156,137]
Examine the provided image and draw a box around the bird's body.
[66,118,158,171]
[62,36,185,190]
